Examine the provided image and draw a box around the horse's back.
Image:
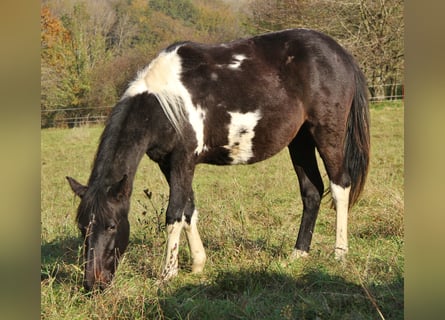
[179,28,357,114]
[169,29,359,164]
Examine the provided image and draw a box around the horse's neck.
[89,130,149,190]
[110,145,146,184]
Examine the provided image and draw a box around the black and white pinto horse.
[67,29,370,291]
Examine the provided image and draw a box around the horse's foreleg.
[184,209,206,273]
[159,160,196,280]
[162,217,184,280]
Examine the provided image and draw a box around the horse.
[66,28,370,291]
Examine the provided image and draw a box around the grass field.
[41,101,404,319]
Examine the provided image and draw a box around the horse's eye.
[107,224,116,231]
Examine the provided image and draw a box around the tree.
[40,0,247,127]
[41,5,77,126]
[41,1,117,126]
[194,0,244,42]
[88,0,246,111]
[246,0,404,100]
[353,0,404,99]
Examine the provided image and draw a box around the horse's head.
[66,175,130,291]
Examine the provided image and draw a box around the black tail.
[344,65,371,207]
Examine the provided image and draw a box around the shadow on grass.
[41,236,83,283]
[160,268,403,320]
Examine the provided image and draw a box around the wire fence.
[41,84,403,127]
[368,84,404,102]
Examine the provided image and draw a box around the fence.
[41,106,111,128]
[41,84,403,127]
[368,83,404,102]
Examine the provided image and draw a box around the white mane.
[122,46,205,154]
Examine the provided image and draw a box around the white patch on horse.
[286,56,295,64]
[188,104,206,155]
[225,110,261,164]
[122,46,205,154]
[330,182,351,260]
[228,54,247,70]
[210,72,218,81]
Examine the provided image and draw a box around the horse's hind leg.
[183,190,206,273]
[312,125,352,260]
[288,125,324,258]
[330,182,350,260]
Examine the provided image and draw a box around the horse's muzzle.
[83,269,113,292]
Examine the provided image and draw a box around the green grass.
[41,101,404,319]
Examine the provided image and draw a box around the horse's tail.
[344,64,371,207]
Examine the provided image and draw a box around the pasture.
[41,101,404,319]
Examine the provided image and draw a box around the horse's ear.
[108,174,130,201]
[66,176,87,198]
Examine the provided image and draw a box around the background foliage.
[41,0,403,127]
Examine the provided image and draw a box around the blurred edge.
[0,1,41,319]
[405,0,445,319]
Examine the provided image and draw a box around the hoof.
[290,249,309,260]
[160,266,178,281]
[334,247,348,261]
[191,263,205,274]
[191,254,206,274]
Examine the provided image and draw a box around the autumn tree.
[40,0,247,127]
[41,1,117,126]
[41,5,76,126]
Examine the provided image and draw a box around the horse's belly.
[198,111,300,166]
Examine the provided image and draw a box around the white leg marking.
[122,47,205,154]
[225,110,261,164]
[331,182,351,260]
[184,210,206,273]
[162,219,184,280]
